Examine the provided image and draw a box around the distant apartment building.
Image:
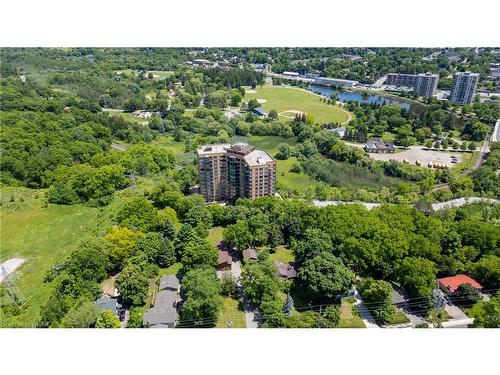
[449,72,480,104]
[386,72,438,97]
[414,73,439,98]
[313,77,358,88]
[197,142,276,202]
[386,73,417,87]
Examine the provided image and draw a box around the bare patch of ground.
[245,89,257,94]
[256,99,267,104]
[0,258,26,282]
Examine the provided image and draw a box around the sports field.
[245,86,351,125]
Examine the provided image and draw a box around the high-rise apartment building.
[386,72,438,97]
[197,142,276,202]
[414,73,439,98]
[449,72,479,105]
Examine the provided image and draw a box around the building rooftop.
[244,149,274,167]
[94,297,118,315]
[218,250,232,266]
[242,247,258,260]
[274,261,297,279]
[143,288,178,327]
[437,274,483,293]
[197,143,231,156]
[159,275,180,291]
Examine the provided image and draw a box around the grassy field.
[339,298,366,328]
[245,86,351,125]
[216,297,246,328]
[102,108,148,123]
[147,70,174,80]
[0,187,113,326]
[269,246,295,263]
[151,136,194,164]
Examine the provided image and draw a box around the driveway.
[353,287,379,328]
[230,255,259,328]
[391,287,426,327]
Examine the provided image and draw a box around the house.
[94,297,118,315]
[251,106,268,117]
[242,247,258,261]
[274,261,297,279]
[437,274,483,295]
[218,250,232,271]
[327,126,347,139]
[143,275,180,328]
[159,275,180,292]
[364,138,395,154]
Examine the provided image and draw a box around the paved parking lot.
[367,147,464,167]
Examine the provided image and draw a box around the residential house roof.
[218,250,232,267]
[437,274,483,293]
[274,261,297,279]
[159,275,180,291]
[252,107,268,116]
[242,248,258,260]
[143,288,179,327]
[94,297,118,315]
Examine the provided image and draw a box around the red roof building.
[437,274,483,294]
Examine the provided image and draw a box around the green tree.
[358,277,394,323]
[241,261,281,305]
[396,257,436,298]
[471,292,500,328]
[297,253,355,301]
[95,310,121,328]
[223,221,252,252]
[180,267,223,327]
[268,109,278,120]
[116,264,149,307]
[135,232,175,268]
[60,301,101,328]
[471,255,500,288]
[181,237,218,269]
[126,308,143,328]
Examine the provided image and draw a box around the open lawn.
[245,86,351,125]
[0,187,113,327]
[207,226,224,246]
[147,70,174,80]
[339,298,366,328]
[216,297,246,328]
[158,263,183,278]
[383,308,411,326]
[269,246,295,263]
[151,136,194,164]
[102,108,148,124]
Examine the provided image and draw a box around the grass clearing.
[151,136,194,164]
[216,297,246,328]
[147,70,174,80]
[0,187,114,326]
[102,108,148,124]
[383,308,411,326]
[339,298,365,328]
[207,226,224,246]
[158,263,183,278]
[245,85,351,124]
[269,246,295,263]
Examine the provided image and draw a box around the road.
[110,143,128,151]
[431,197,499,211]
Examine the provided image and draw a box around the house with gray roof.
[94,297,118,315]
[143,275,180,328]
